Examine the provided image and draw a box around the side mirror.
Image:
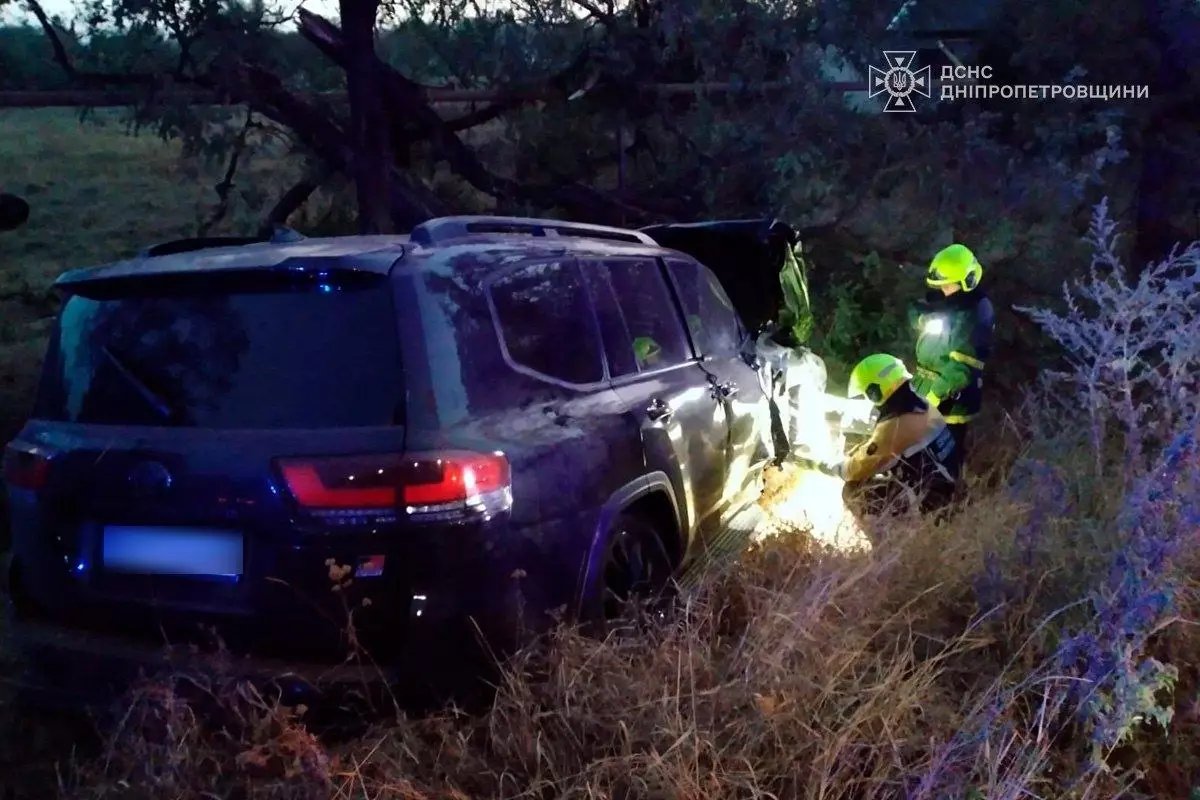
[0,194,30,232]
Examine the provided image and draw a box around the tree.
[11,0,1200,420]
[339,0,393,233]
[23,0,659,231]
[19,0,1174,325]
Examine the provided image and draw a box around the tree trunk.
[340,0,393,234]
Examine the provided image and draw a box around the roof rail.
[409,215,657,247]
[138,226,305,258]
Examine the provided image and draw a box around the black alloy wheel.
[599,512,676,623]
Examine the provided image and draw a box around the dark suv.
[2,215,775,698]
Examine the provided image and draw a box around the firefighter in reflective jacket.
[799,354,961,516]
[908,243,995,455]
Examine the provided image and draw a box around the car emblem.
[128,461,173,498]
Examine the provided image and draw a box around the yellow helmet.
[847,353,912,406]
[927,243,983,291]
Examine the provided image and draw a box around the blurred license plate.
[101,526,244,577]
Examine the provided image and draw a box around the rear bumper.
[2,506,597,704]
[7,497,586,636]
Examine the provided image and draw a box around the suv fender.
[576,473,682,613]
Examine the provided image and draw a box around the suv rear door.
[581,256,728,548]
[664,257,772,512]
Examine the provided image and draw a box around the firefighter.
[796,353,961,517]
[908,243,995,456]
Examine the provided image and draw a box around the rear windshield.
[33,277,403,429]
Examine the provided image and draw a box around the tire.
[585,512,677,626]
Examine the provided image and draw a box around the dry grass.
[38,453,1193,800]
[1,374,1191,800]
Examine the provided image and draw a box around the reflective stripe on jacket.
[834,386,961,490]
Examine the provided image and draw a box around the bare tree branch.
[438,46,593,132]
[24,0,159,87]
[212,61,447,228]
[258,164,332,236]
[199,109,256,236]
[395,0,477,88]
[298,8,666,224]
[570,0,617,27]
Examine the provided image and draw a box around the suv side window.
[601,258,692,372]
[580,266,640,379]
[489,259,604,385]
[666,258,745,357]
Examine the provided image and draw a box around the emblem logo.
[868,51,932,112]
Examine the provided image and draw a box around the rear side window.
[489,259,604,385]
[601,258,691,372]
[666,258,745,357]
[580,266,639,379]
[33,277,402,429]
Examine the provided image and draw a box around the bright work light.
[923,316,946,336]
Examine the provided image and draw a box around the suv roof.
[54,216,675,289]
[55,234,413,288]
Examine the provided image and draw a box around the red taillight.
[275,451,512,523]
[401,454,510,505]
[278,462,397,509]
[2,442,51,491]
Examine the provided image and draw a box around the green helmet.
[848,353,912,406]
[927,244,982,291]
[632,335,661,365]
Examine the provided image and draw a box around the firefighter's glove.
[927,388,962,408]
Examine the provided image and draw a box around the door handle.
[712,381,739,400]
[646,397,674,423]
